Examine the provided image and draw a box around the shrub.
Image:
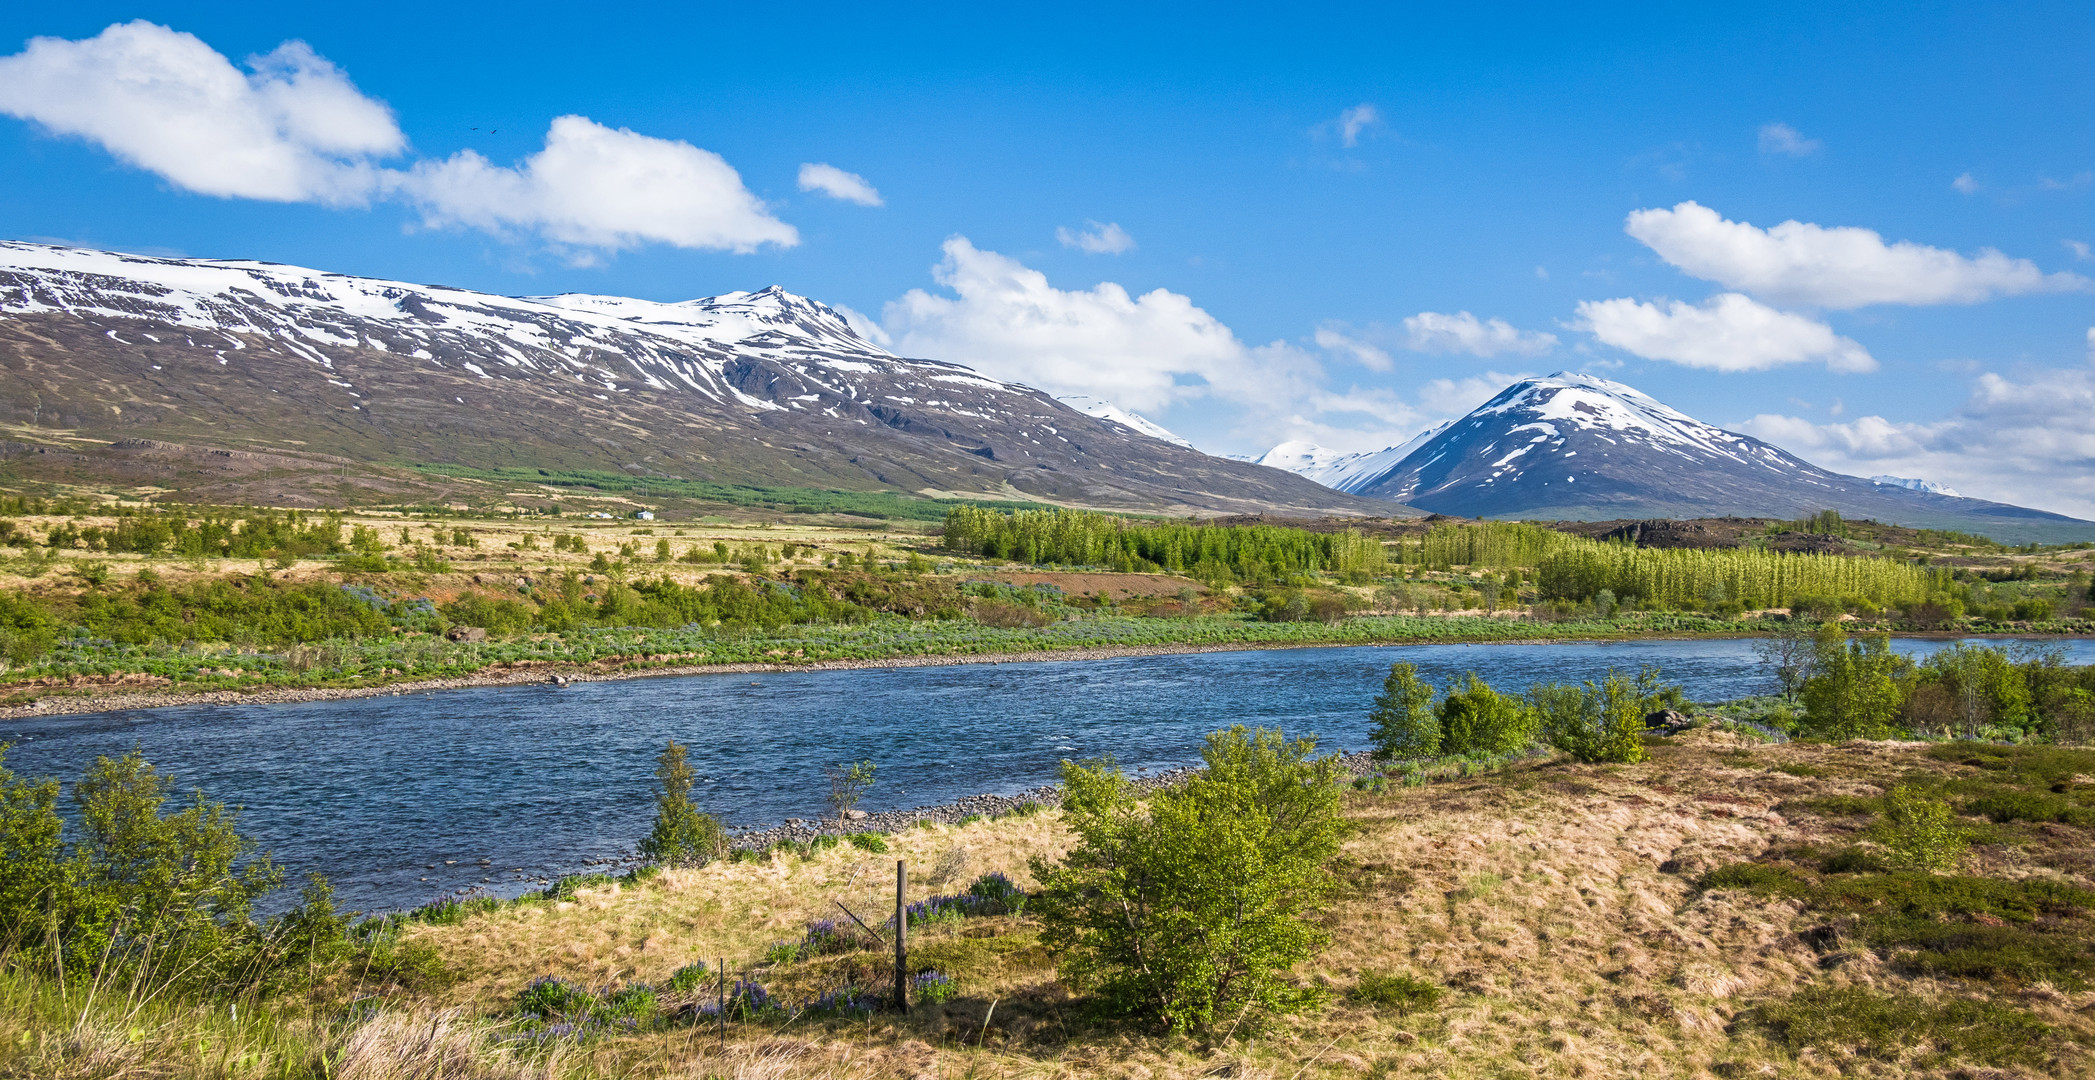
[662,961,711,994]
[1032,727,1345,1032]
[1531,669,1655,764]
[1874,786,1966,871]
[1437,673,1538,756]
[1799,628,1904,739]
[844,831,888,853]
[824,760,876,830]
[599,983,659,1021]
[1367,662,1438,760]
[0,746,304,988]
[516,976,596,1020]
[1963,789,2076,824]
[639,741,725,868]
[1351,973,1443,1013]
[966,871,1028,915]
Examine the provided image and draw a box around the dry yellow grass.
[412,814,1072,1007]
[349,731,2090,1079]
[8,735,2090,1080]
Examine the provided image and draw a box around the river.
[4,636,2088,912]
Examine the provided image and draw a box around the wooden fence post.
[894,859,909,1010]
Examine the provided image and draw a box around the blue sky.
[4,3,2095,515]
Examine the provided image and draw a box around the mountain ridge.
[0,242,1392,517]
[1261,371,2092,544]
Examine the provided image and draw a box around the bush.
[1351,973,1443,1013]
[1800,628,1904,739]
[1032,727,1345,1032]
[1437,673,1538,756]
[0,746,302,988]
[662,961,711,994]
[1531,669,1655,764]
[1874,786,1966,871]
[965,871,1028,915]
[1367,662,1438,760]
[844,831,888,853]
[516,976,596,1020]
[639,741,725,868]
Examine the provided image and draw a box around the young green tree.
[638,741,725,868]
[1531,669,1652,764]
[1032,727,1345,1032]
[1437,673,1538,756]
[1800,628,1905,740]
[1751,621,1818,701]
[1367,662,1439,761]
[823,759,877,829]
[1,748,287,981]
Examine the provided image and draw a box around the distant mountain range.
[0,242,1380,516]
[1257,372,2094,544]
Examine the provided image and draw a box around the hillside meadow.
[5,728,2092,1079]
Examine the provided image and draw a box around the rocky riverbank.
[0,639,1504,720]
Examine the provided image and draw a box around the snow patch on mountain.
[1871,475,1961,497]
[1254,423,1450,493]
[1055,395,1191,447]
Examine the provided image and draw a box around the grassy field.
[7,731,2089,1079]
[0,502,2089,710]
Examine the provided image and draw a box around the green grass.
[410,465,1048,521]
[1754,985,2055,1068]
[1698,863,2095,986]
[1350,972,1444,1013]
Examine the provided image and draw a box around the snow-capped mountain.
[0,242,1374,515]
[1271,371,2088,542]
[1254,423,1450,494]
[1870,475,1961,497]
[1055,395,1192,447]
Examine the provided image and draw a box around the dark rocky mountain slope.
[1330,372,2090,543]
[0,242,1385,516]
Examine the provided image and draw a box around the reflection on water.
[3,636,2087,911]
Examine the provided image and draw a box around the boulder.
[1643,709,1692,734]
[445,626,488,643]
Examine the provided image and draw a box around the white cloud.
[1312,326,1393,371]
[1399,311,1558,357]
[1624,200,2086,308]
[0,20,402,204]
[1756,122,1821,156]
[1952,172,1980,194]
[397,116,797,254]
[1310,103,1382,149]
[0,22,796,258]
[796,162,882,206]
[830,303,890,347]
[2066,239,2091,260]
[1337,103,1380,148]
[881,237,1310,414]
[1055,221,1135,255]
[2086,327,2095,361]
[1575,292,1877,373]
[875,239,1524,456]
[1737,363,2095,519]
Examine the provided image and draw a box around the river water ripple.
[4,636,2089,912]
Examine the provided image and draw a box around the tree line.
[941,505,1386,581]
